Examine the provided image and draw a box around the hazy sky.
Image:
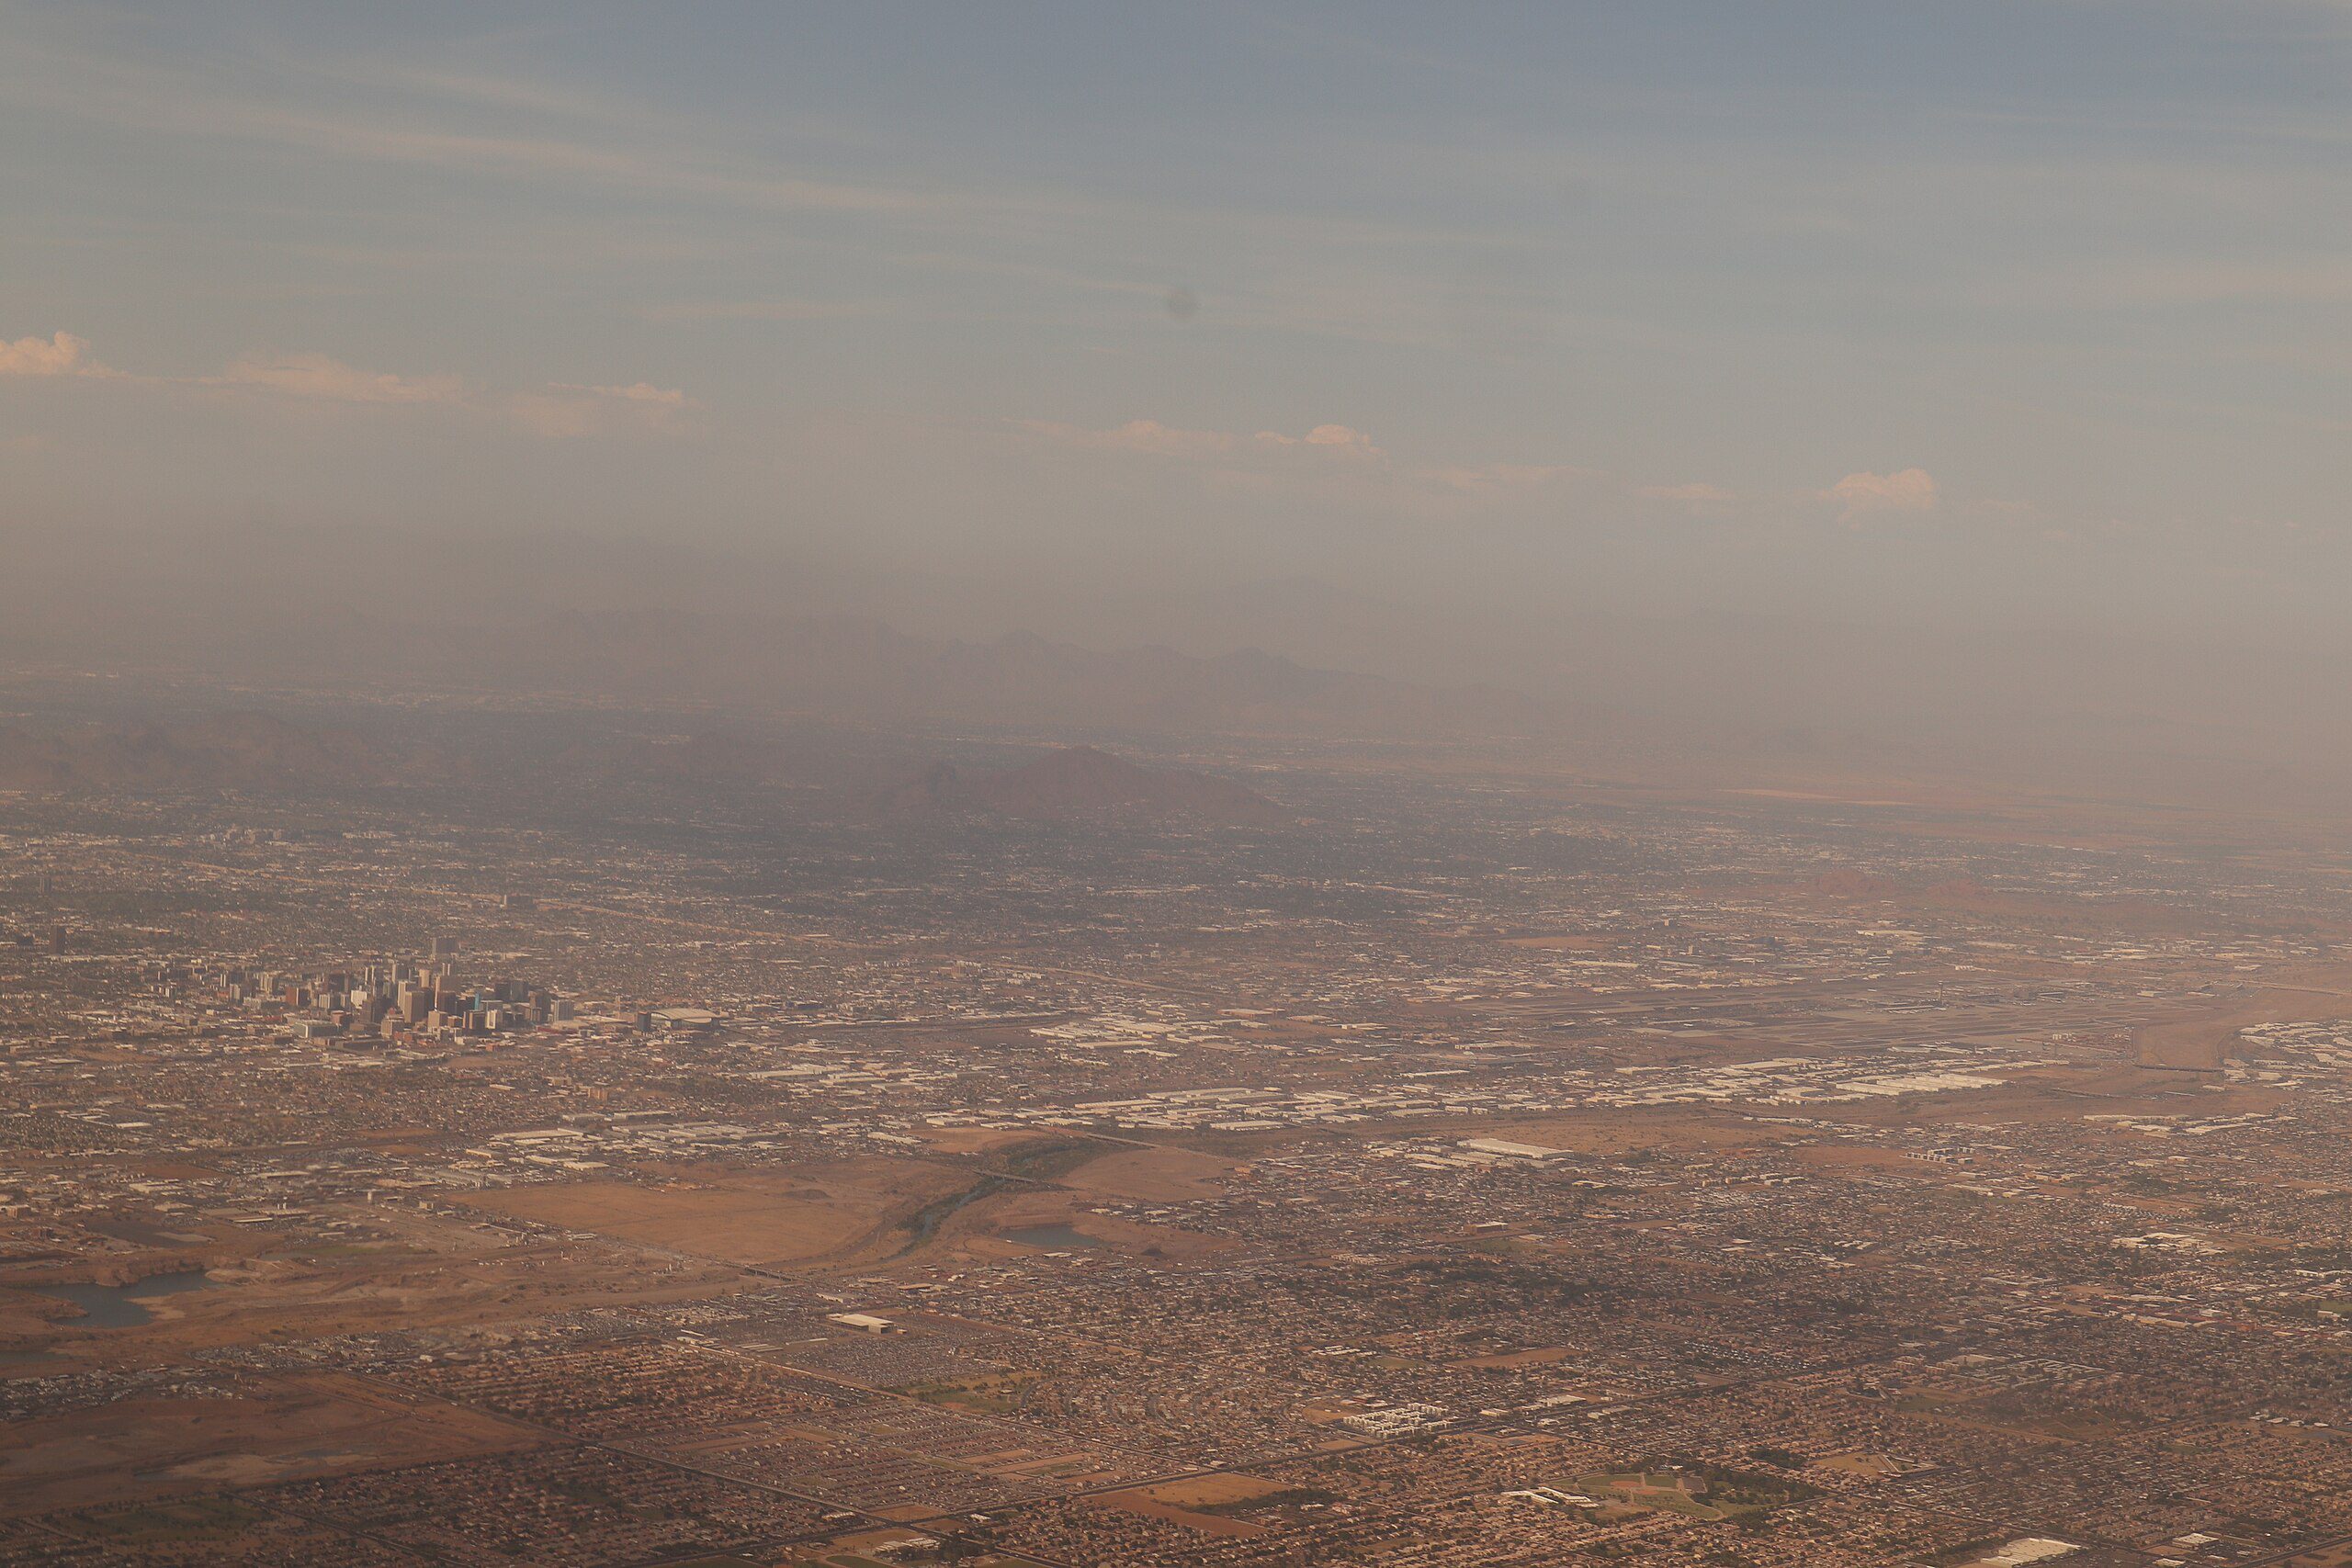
[5,1,2350,654]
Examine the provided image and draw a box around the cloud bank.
[0,331,109,378]
[1827,468,1939,521]
[2,329,690,439]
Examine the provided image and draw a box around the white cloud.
[2,330,693,439]
[209,351,468,404]
[1826,468,1938,520]
[548,381,694,407]
[1020,416,1631,515]
[11,332,465,407]
[1254,423,1382,457]
[0,331,108,378]
[1020,417,1383,461]
[507,382,699,439]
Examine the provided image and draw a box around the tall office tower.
[430,937,457,961]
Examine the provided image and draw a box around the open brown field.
[1087,1472,1295,1538]
[0,1371,541,1517]
[2134,968,2352,1070]
[456,1156,968,1269]
[1058,1143,1240,1201]
[3,1201,749,1360]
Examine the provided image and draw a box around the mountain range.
[394,613,1548,741]
[0,712,422,794]
[888,746,1286,826]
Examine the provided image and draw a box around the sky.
[4,1,2350,696]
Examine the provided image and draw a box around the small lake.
[1002,1224,1105,1251]
[30,1270,217,1328]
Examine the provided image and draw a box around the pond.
[29,1269,217,1329]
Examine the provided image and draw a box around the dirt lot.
[1058,1143,1241,1202]
[456,1156,969,1269]
[0,1371,541,1517]
[2,1201,747,1360]
[1088,1472,1295,1538]
[2133,971,2352,1070]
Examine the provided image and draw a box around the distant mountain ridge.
[0,712,420,794]
[890,746,1286,826]
[413,612,1547,740]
